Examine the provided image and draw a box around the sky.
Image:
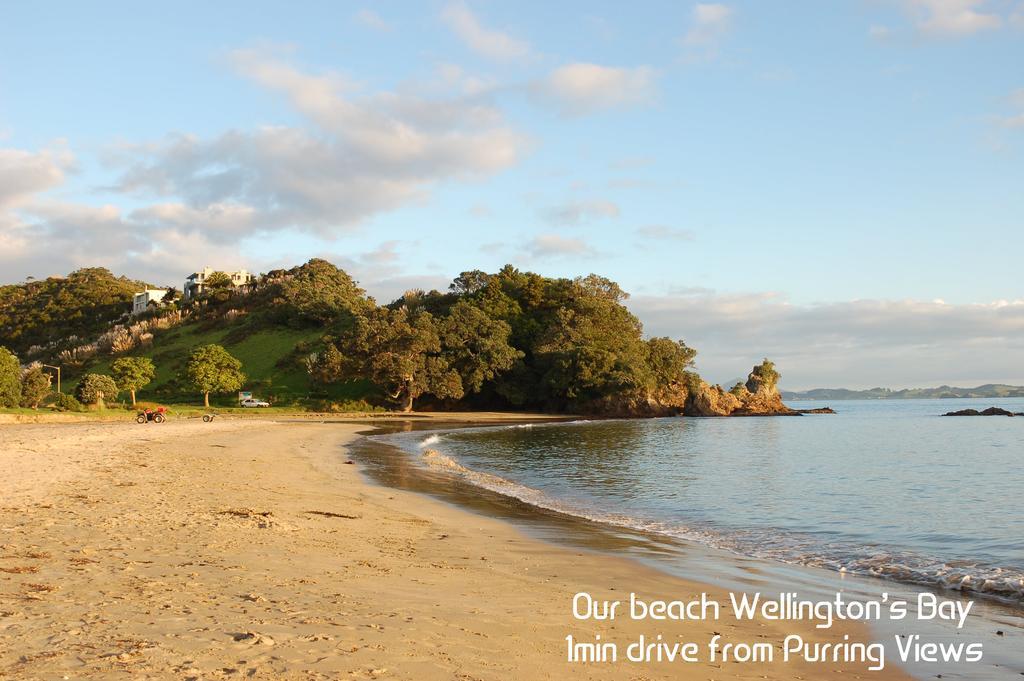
[1,0,1022,389]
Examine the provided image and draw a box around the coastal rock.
[684,360,810,417]
[733,384,793,416]
[796,407,836,414]
[942,407,1022,417]
[686,382,742,416]
[582,382,691,417]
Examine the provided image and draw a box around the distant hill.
[782,384,1024,401]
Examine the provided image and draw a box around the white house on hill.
[183,267,255,301]
[132,289,169,316]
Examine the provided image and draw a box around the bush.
[314,398,384,413]
[20,365,52,408]
[0,346,20,408]
[75,373,120,406]
[50,392,84,412]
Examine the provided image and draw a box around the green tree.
[111,356,156,406]
[201,271,235,304]
[75,374,119,408]
[746,358,780,393]
[437,301,522,395]
[261,259,371,326]
[186,344,245,408]
[533,275,650,407]
[337,307,462,412]
[0,346,21,408]
[308,343,345,385]
[20,365,52,409]
[646,337,698,389]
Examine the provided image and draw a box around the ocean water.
[378,398,1024,605]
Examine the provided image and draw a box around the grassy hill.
[0,260,380,411]
[68,319,375,409]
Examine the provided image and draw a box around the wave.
[411,441,1024,606]
[417,434,442,448]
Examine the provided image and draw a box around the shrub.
[0,346,21,408]
[50,392,84,412]
[20,365,52,409]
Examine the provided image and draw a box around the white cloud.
[0,189,248,285]
[523,234,597,259]
[985,88,1024,140]
[434,63,495,97]
[1013,2,1024,28]
[545,199,620,226]
[902,0,1002,36]
[629,291,1024,389]
[1,50,529,284]
[0,146,74,209]
[995,88,1024,128]
[539,63,657,116]
[360,240,402,265]
[441,2,532,61]
[682,3,735,59]
[635,225,696,241]
[107,50,525,239]
[869,24,894,40]
[354,8,391,31]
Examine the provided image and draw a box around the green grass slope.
[69,319,375,409]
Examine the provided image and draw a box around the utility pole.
[42,364,61,393]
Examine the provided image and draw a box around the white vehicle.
[240,397,270,408]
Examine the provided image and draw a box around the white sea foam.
[417,434,441,448]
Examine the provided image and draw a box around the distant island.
[782,384,1024,401]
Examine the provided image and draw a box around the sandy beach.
[0,418,913,680]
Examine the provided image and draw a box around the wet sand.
[0,419,914,680]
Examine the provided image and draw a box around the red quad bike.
[136,407,167,424]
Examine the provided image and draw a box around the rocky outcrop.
[943,407,1023,417]
[795,407,836,414]
[687,382,743,416]
[584,382,691,417]
[684,360,809,417]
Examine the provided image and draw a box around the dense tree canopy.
[437,302,522,395]
[334,307,461,412]
[318,265,699,413]
[259,259,371,327]
[0,268,150,356]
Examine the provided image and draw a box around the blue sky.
[1,1,1022,387]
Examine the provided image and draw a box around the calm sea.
[378,398,1024,605]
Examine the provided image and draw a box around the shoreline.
[1,418,915,679]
